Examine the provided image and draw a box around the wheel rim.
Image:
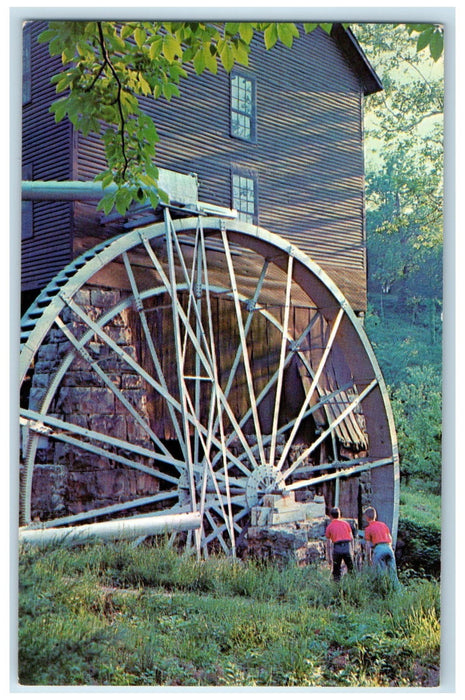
[19,212,400,554]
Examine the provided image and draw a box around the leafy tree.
[354,23,443,319]
[355,24,444,495]
[390,365,442,493]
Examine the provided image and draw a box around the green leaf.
[48,36,64,57]
[140,116,159,143]
[149,36,163,60]
[225,22,240,36]
[429,31,444,61]
[416,27,434,52]
[163,34,183,61]
[121,24,134,40]
[232,39,249,66]
[115,187,133,214]
[134,28,146,49]
[162,82,177,101]
[203,45,218,74]
[303,23,318,34]
[148,189,161,210]
[319,23,333,35]
[277,23,299,48]
[158,188,170,204]
[54,72,75,92]
[263,24,278,50]
[62,46,77,63]
[137,74,152,95]
[193,48,206,75]
[95,171,114,188]
[219,42,235,72]
[408,23,435,34]
[50,98,68,123]
[38,28,57,44]
[238,23,254,44]
[97,191,117,215]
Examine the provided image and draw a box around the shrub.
[396,519,441,579]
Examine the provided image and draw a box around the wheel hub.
[246,465,285,507]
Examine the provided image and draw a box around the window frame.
[23,24,32,105]
[229,70,257,143]
[231,168,259,225]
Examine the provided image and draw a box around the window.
[230,72,256,141]
[232,173,257,224]
[23,24,32,105]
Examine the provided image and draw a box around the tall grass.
[17,539,441,688]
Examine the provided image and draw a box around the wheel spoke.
[32,491,180,529]
[230,381,355,465]
[269,252,294,465]
[202,503,250,547]
[58,291,248,472]
[141,230,258,470]
[121,251,187,454]
[282,378,378,480]
[211,313,322,468]
[277,307,345,471]
[205,509,231,555]
[211,259,269,435]
[221,225,266,465]
[198,222,237,554]
[284,455,394,493]
[59,292,187,416]
[54,314,173,460]
[21,408,183,479]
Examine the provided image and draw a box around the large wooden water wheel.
[19,211,399,556]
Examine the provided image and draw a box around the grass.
[17,537,441,688]
[399,488,441,529]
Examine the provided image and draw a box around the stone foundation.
[241,493,362,567]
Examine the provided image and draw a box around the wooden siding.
[74,27,368,311]
[21,21,73,292]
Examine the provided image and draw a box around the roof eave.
[331,23,383,95]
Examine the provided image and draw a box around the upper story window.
[23,24,32,105]
[232,172,257,224]
[230,72,256,142]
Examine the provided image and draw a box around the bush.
[396,519,441,579]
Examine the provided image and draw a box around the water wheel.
[19,211,399,556]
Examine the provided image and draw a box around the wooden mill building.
[19,20,399,557]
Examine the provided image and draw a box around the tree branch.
[96,22,129,179]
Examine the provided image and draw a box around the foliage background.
[353,23,443,497]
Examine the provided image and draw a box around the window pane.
[231,73,255,141]
[232,174,256,223]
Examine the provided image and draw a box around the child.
[325,506,354,581]
[364,506,401,589]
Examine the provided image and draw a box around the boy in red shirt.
[325,507,354,581]
[364,506,400,589]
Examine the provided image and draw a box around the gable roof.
[331,23,383,95]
